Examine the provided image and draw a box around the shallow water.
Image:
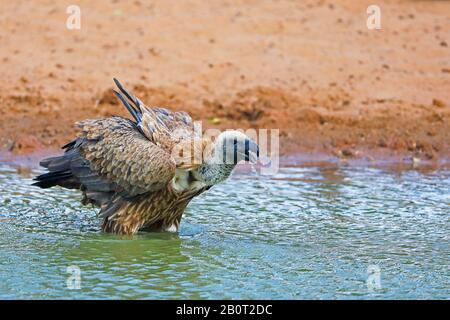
[0,164,448,299]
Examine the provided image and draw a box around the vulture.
[33,79,259,235]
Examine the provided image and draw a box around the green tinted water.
[0,164,448,299]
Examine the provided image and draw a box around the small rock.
[412,157,421,166]
[341,149,354,157]
[432,99,446,108]
[378,139,387,148]
[424,152,434,160]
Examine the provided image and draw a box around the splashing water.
[0,164,448,299]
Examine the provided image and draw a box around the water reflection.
[61,234,212,299]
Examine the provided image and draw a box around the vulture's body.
[33,79,258,235]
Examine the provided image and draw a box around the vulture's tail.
[33,169,75,189]
[32,141,82,190]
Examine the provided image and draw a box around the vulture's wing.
[112,78,199,143]
[112,78,203,170]
[34,116,177,219]
[76,116,176,197]
[34,79,199,221]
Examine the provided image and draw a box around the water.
[0,164,448,299]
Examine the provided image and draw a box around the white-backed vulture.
[33,79,259,234]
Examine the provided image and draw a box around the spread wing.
[112,78,203,170]
[112,78,199,140]
[34,116,177,215]
[76,116,176,196]
[33,78,202,220]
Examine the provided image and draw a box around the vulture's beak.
[244,139,259,163]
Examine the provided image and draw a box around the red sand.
[0,0,449,166]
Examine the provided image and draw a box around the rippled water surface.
[0,164,448,299]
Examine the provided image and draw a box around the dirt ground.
[0,0,449,166]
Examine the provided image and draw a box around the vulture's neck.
[197,163,236,185]
[198,145,238,185]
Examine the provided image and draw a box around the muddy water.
[0,164,448,299]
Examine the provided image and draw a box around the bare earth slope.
[0,0,449,164]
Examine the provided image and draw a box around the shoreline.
[2,147,448,172]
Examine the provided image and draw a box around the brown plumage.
[33,79,259,235]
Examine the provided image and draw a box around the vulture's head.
[214,130,259,165]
